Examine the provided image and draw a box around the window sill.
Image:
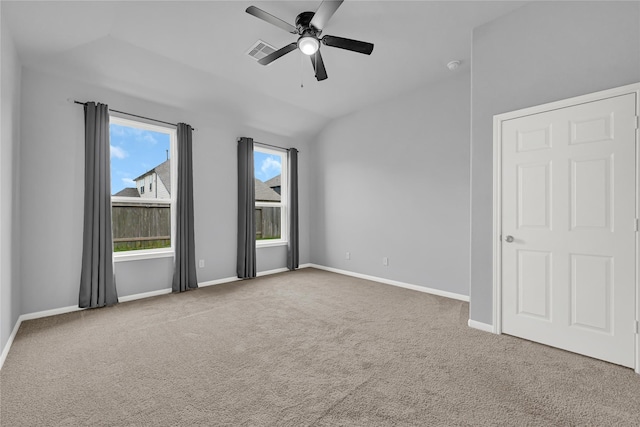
[114,249,174,263]
[256,241,288,249]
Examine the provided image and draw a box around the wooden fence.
[112,202,171,252]
[255,207,281,240]
[112,203,279,252]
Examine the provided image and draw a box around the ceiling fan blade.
[322,35,374,55]
[310,50,328,81]
[309,0,343,32]
[258,43,298,65]
[246,6,297,34]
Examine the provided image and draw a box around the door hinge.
[635,320,639,334]
[635,116,639,130]
[636,218,639,232]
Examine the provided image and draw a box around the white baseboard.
[0,265,308,370]
[1,303,85,370]
[2,262,457,370]
[199,276,239,288]
[0,316,23,371]
[200,266,303,287]
[468,319,494,333]
[20,304,84,321]
[119,288,172,302]
[257,267,289,277]
[307,264,469,302]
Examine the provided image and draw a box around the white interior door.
[501,93,637,368]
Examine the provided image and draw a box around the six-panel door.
[501,94,637,368]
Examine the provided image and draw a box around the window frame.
[254,145,288,248]
[110,115,177,262]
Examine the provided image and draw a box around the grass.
[114,239,171,252]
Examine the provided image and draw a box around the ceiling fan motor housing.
[295,12,320,36]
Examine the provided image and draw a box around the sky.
[254,151,282,182]
[110,123,282,194]
[110,123,171,195]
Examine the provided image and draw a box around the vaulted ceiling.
[2,1,525,139]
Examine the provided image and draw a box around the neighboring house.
[115,159,171,198]
[113,187,140,198]
[255,178,280,202]
[135,159,171,199]
[265,175,281,195]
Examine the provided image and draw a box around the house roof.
[134,159,171,195]
[114,187,140,198]
[265,175,281,188]
[255,179,280,202]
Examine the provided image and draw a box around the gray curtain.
[79,102,118,308]
[237,137,256,278]
[172,123,198,292]
[287,148,299,270]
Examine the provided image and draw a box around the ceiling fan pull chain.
[300,52,304,88]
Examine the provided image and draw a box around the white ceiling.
[2,0,526,139]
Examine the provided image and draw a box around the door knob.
[504,235,514,243]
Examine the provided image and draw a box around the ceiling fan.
[246,0,374,81]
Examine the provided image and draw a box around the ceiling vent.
[246,40,277,62]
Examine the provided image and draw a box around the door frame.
[492,82,640,374]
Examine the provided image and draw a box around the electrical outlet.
[198,259,205,268]
[346,252,351,260]
[383,257,389,266]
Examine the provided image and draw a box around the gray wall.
[19,68,310,315]
[310,71,471,297]
[8,0,639,337]
[470,1,640,324]
[0,10,22,352]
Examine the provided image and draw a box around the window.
[254,146,287,246]
[110,116,176,259]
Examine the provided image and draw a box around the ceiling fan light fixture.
[298,36,319,55]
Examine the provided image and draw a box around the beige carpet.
[1,268,639,426]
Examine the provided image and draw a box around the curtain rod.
[72,100,195,131]
[239,138,299,153]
